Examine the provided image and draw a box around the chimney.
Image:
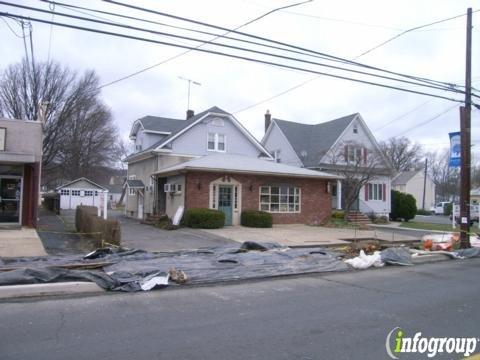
[264,110,271,133]
[186,109,195,119]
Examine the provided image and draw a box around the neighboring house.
[124,106,340,225]
[392,169,435,210]
[471,188,480,204]
[0,117,42,227]
[104,184,123,207]
[57,177,108,210]
[262,111,393,216]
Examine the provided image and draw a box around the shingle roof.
[125,106,231,162]
[392,170,421,185]
[273,113,358,167]
[125,179,145,188]
[104,184,123,193]
[153,153,341,179]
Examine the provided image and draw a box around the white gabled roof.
[56,177,107,191]
[153,154,341,179]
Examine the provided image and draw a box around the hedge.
[183,208,225,229]
[241,210,273,228]
[75,206,121,246]
[390,190,417,222]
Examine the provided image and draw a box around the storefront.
[0,118,42,227]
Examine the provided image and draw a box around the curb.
[0,282,105,300]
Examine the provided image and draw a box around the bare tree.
[326,141,391,215]
[0,59,120,185]
[379,137,424,173]
[426,149,459,202]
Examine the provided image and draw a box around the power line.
[0,12,468,105]
[233,9,479,113]
[391,105,458,138]
[103,0,464,90]
[5,2,466,96]
[47,2,55,62]
[374,100,434,132]
[0,16,24,37]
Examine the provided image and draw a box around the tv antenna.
[178,76,201,110]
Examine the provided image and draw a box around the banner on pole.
[449,131,461,167]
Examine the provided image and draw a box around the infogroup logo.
[385,327,479,359]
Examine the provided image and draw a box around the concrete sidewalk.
[201,224,419,247]
[0,228,47,257]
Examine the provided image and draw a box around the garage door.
[60,189,98,209]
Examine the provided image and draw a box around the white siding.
[262,123,303,166]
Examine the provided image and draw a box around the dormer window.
[207,133,226,152]
[353,124,358,134]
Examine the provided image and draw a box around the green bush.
[183,208,225,229]
[331,210,346,220]
[416,209,432,216]
[241,210,273,228]
[390,190,417,222]
[75,206,121,246]
[444,202,453,216]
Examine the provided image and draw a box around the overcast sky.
[1,0,479,153]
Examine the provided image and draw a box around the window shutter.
[382,183,386,202]
[365,184,369,200]
[363,148,367,164]
[344,145,348,162]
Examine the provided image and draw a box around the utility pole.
[459,8,472,249]
[422,158,428,210]
[178,76,201,110]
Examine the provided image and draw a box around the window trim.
[207,132,227,152]
[258,185,301,213]
[367,183,385,201]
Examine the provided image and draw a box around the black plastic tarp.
[0,242,349,292]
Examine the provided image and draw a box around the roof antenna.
[178,76,201,111]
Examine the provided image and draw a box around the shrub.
[390,190,417,222]
[183,208,225,229]
[444,202,453,216]
[241,210,273,228]
[75,206,121,246]
[374,216,389,224]
[416,209,432,216]
[331,210,346,220]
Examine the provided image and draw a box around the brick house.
[124,106,339,225]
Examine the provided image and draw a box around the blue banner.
[449,131,461,167]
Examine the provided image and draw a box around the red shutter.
[365,184,369,200]
[344,145,348,162]
[363,148,367,164]
[382,183,386,202]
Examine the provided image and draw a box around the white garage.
[57,178,107,210]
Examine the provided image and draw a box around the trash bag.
[380,247,413,266]
[344,250,384,269]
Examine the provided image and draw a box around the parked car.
[431,201,451,215]
[451,204,479,225]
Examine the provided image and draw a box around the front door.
[0,177,22,224]
[218,185,233,226]
[138,193,144,219]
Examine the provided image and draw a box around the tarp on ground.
[0,242,349,292]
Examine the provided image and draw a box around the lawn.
[399,221,478,232]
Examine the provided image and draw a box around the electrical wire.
[47,2,55,62]
[391,105,458,138]
[5,2,467,95]
[0,16,24,37]
[233,9,479,113]
[103,0,466,90]
[0,12,468,105]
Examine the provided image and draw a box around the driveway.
[109,210,236,252]
[202,224,419,247]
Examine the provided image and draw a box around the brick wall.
[185,171,331,224]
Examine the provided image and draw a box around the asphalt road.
[1,259,479,360]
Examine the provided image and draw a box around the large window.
[207,133,226,152]
[367,183,385,201]
[259,185,300,213]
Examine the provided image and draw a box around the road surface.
[1,259,479,360]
